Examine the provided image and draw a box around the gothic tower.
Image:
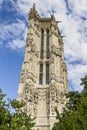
[18,4,68,130]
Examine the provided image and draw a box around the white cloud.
[7,39,25,50]
[1,0,87,92]
[0,20,27,47]
[68,63,87,91]
[0,0,2,9]
[69,0,87,16]
[16,0,32,15]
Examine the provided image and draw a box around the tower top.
[29,3,40,20]
[29,3,58,25]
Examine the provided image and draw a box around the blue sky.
[0,0,87,99]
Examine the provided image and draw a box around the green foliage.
[80,75,87,89]
[0,89,35,130]
[52,75,87,130]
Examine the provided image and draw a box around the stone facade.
[17,4,68,130]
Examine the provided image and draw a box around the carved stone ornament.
[51,30,59,37]
[62,63,67,72]
[27,43,39,57]
[31,44,39,56]
[26,37,34,45]
[20,71,25,83]
[50,73,64,83]
[38,88,47,100]
[35,30,40,37]
[58,36,63,44]
[60,92,65,98]
[34,90,38,104]
[26,71,37,83]
[51,45,61,56]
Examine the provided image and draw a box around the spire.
[33,3,36,10]
[29,3,40,20]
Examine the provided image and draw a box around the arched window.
[40,29,44,59]
[46,30,50,59]
[39,64,43,84]
[46,64,49,84]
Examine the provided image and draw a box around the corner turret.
[29,3,40,20]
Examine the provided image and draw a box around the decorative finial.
[51,14,55,20]
[33,3,36,10]
[50,9,56,20]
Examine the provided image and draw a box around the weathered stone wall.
[18,4,68,130]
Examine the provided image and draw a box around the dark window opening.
[46,64,49,84]
[39,64,43,84]
[40,29,44,59]
[46,30,50,59]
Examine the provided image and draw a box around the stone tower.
[18,4,68,130]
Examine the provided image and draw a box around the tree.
[52,75,87,130]
[0,89,35,130]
